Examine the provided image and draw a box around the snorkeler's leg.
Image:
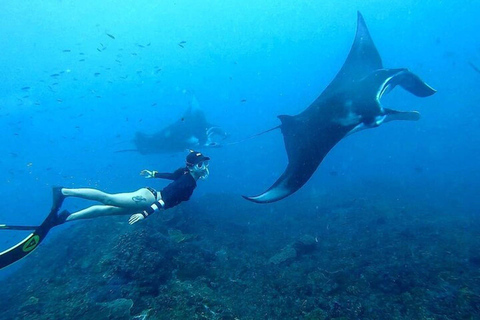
[65,205,134,222]
[61,188,155,209]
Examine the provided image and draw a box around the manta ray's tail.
[224,125,280,146]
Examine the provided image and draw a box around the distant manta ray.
[133,107,228,154]
[243,12,436,203]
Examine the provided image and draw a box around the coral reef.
[0,187,478,319]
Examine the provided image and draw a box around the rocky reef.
[0,188,478,319]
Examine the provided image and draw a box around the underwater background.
[0,0,479,319]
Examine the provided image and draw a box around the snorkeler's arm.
[154,168,187,180]
[128,199,165,225]
[152,172,176,180]
[140,167,185,180]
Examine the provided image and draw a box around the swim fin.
[0,188,65,269]
[0,208,59,269]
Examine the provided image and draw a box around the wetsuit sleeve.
[153,172,176,180]
[153,168,185,180]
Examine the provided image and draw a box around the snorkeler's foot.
[56,210,71,225]
[52,186,66,211]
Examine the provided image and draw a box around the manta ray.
[133,107,227,154]
[244,12,436,203]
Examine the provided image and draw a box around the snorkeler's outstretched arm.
[140,168,185,180]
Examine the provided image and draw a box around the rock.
[168,228,198,243]
[293,235,317,255]
[97,298,133,319]
[19,296,42,314]
[269,246,297,264]
[269,235,317,264]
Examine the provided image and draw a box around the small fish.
[63,49,71,52]
[131,52,138,56]
[22,95,29,99]
[79,59,85,62]
[21,86,30,91]
[26,162,33,167]
[241,99,247,103]
[413,166,424,173]
[106,33,115,39]
[57,99,63,103]
[137,44,145,48]
[97,48,102,52]
[468,61,480,74]
[179,41,186,44]
[50,73,60,77]
[329,170,339,176]
[79,52,85,55]
[94,72,101,76]
[51,82,58,85]
[155,68,162,74]
[115,59,121,63]
[151,103,157,107]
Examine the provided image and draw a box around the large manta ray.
[244,12,436,203]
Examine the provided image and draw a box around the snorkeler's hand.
[129,213,145,225]
[140,170,157,178]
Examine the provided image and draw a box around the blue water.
[0,0,479,280]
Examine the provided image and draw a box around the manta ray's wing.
[327,11,383,91]
[244,115,350,203]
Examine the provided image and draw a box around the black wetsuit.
[153,167,197,209]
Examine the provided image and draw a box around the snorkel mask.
[191,160,210,180]
[186,150,210,180]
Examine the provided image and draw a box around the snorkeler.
[0,150,210,269]
[55,150,210,225]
